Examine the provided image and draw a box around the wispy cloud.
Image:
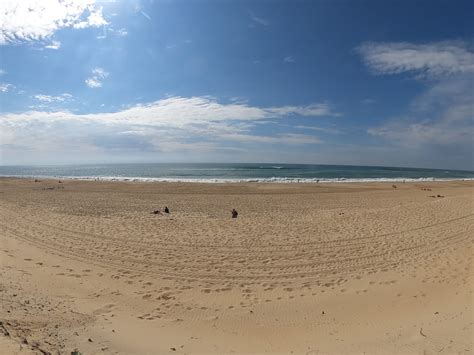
[360,40,474,151]
[0,0,108,45]
[44,40,61,50]
[114,28,128,37]
[283,56,295,63]
[220,133,322,145]
[85,67,109,88]
[140,11,151,21]
[249,12,270,26]
[0,83,13,92]
[267,103,340,117]
[361,98,376,105]
[357,41,474,78]
[1,96,335,161]
[34,93,72,102]
[0,69,6,76]
[367,76,473,146]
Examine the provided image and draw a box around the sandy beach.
[0,178,472,354]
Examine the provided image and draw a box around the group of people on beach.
[152,206,239,218]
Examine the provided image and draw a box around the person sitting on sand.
[164,206,170,214]
[231,209,238,218]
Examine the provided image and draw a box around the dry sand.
[0,178,472,354]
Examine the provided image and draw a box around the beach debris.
[170,347,177,351]
[321,311,325,315]
[437,194,444,198]
[71,349,82,355]
[392,185,397,188]
[88,338,93,342]
[419,328,427,337]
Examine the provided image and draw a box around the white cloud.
[0,96,333,161]
[34,93,72,102]
[358,41,474,78]
[0,83,13,92]
[85,67,109,88]
[85,78,102,88]
[283,56,295,63]
[0,69,5,76]
[361,41,474,150]
[0,0,108,45]
[44,40,61,50]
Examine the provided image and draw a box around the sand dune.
[0,178,472,354]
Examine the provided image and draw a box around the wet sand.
[0,178,472,354]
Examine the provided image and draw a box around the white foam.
[3,174,473,184]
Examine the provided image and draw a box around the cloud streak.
[34,93,72,102]
[358,41,474,78]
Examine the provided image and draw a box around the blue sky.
[0,0,473,170]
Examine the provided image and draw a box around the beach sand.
[0,178,472,354]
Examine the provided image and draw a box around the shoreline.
[2,175,474,184]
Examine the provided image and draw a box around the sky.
[0,0,473,170]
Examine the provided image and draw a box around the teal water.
[0,163,473,183]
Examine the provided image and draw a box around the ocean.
[0,163,473,183]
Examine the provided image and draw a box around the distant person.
[164,206,170,214]
[231,209,238,218]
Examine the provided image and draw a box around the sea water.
[1,163,473,183]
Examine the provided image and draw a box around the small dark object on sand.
[164,206,170,213]
[392,184,397,188]
[170,348,177,351]
[232,209,238,218]
[58,180,62,183]
[152,210,162,215]
[437,194,444,198]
